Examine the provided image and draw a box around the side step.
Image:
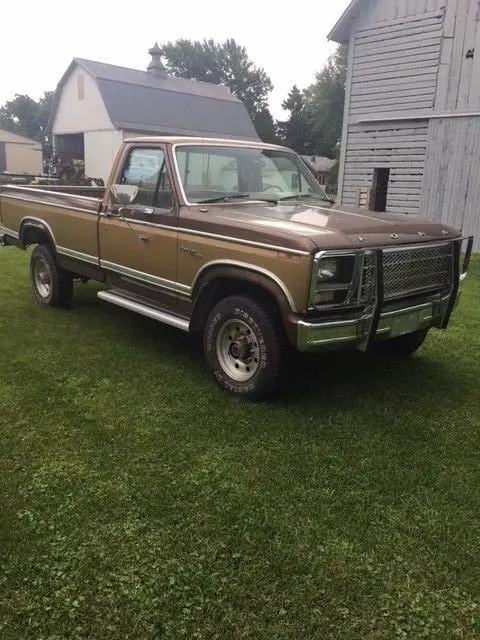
[97,290,190,332]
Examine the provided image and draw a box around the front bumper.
[296,237,473,352]
[297,295,455,351]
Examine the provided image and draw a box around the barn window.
[373,168,390,213]
[77,75,85,100]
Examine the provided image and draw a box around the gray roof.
[48,58,259,140]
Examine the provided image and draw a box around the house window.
[77,75,85,100]
[372,168,390,212]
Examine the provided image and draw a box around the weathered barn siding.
[349,11,444,119]
[342,121,429,214]
[358,0,445,25]
[421,117,480,250]
[339,8,444,214]
[436,0,480,110]
[334,0,480,249]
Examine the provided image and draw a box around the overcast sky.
[1,0,350,119]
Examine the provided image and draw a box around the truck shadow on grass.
[283,349,456,407]
[77,284,461,417]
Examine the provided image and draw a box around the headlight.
[311,254,356,308]
[317,258,338,281]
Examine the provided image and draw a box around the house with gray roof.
[300,156,336,187]
[48,44,259,180]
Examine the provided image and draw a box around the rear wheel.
[203,295,286,400]
[30,244,73,308]
[374,329,429,358]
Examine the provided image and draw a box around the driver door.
[99,145,180,308]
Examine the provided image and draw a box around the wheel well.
[190,277,284,333]
[21,223,55,250]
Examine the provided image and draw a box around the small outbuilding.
[0,129,43,175]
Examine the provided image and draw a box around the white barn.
[47,45,259,181]
[330,0,480,250]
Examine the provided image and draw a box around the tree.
[303,45,348,158]
[252,108,277,144]
[0,92,54,156]
[277,85,312,154]
[160,39,276,140]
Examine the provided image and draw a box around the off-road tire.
[204,295,286,400]
[374,329,429,358]
[30,244,73,308]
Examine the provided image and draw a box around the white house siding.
[52,67,114,134]
[84,130,124,181]
[421,117,480,250]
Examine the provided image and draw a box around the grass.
[0,247,479,639]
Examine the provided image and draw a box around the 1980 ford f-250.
[0,137,474,399]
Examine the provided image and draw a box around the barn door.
[373,168,390,213]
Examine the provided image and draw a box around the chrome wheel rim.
[216,319,261,382]
[34,257,52,298]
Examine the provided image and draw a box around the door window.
[120,147,172,209]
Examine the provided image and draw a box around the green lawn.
[1,248,479,640]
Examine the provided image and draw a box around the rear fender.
[20,217,57,250]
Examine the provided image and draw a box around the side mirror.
[110,184,139,206]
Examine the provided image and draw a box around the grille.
[360,252,376,301]
[360,243,453,302]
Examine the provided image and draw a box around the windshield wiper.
[278,194,335,204]
[197,193,278,205]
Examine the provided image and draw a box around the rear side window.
[120,147,172,208]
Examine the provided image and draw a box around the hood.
[183,201,460,253]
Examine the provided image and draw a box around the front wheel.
[30,244,73,308]
[374,329,429,358]
[203,295,286,400]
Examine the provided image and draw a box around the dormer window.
[77,74,85,100]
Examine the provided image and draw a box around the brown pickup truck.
[0,137,473,399]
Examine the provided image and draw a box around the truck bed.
[0,184,104,261]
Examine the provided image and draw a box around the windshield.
[174,145,330,204]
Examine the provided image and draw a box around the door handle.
[143,208,154,216]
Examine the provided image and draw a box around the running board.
[97,290,190,332]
